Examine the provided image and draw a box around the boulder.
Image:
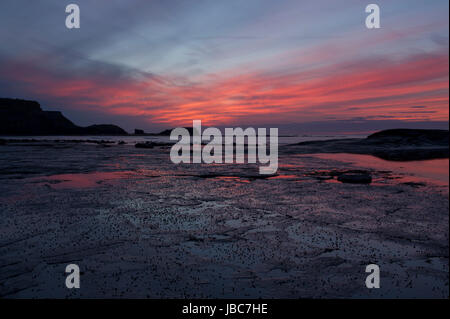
[337,173,372,184]
[135,142,155,149]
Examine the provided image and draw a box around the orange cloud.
[2,49,448,127]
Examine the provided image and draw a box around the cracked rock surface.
[0,142,448,298]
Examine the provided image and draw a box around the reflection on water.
[3,134,366,145]
[267,174,299,180]
[24,150,449,190]
[36,171,133,189]
[310,153,449,186]
[215,176,251,183]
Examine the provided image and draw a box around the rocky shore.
[0,134,448,298]
[284,129,449,161]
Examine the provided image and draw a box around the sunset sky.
[0,0,448,133]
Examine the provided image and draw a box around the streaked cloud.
[0,0,448,132]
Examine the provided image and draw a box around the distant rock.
[134,129,145,135]
[83,124,127,135]
[0,98,128,135]
[287,128,449,161]
[156,127,200,136]
[337,173,372,184]
[155,129,172,136]
[135,142,154,149]
[367,129,449,145]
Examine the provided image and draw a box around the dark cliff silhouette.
[366,128,449,145]
[0,98,127,135]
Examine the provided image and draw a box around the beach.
[0,138,448,298]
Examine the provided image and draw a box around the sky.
[0,0,448,134]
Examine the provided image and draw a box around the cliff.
[0,98,127,135]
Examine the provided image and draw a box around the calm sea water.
[310,153,449,187]
[3,134,448,187]
[3,134,366,145]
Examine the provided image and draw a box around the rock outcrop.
[286,128,449,161]
[155,127,200,136]
[0,98,127,135]
[337,173,372,184]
